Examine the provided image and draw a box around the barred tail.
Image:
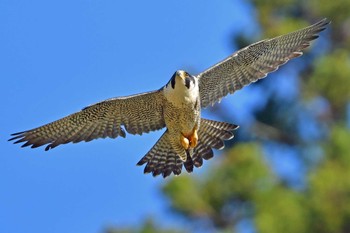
[136,118,238,178]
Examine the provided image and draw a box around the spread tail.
[137,118,238,178]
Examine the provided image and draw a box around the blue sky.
[0,1,260,232]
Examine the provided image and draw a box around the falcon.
[9,19,329,178]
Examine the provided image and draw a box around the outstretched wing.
[9,90,165,150]
[197,18,330,108]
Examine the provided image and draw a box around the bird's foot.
[180,135,190,150]
[188,128,198,148]
[180,127,198,150]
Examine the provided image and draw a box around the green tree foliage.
[106,1,350,232]
[308,126,350,233]
[308,50,350,116]
[163,143,272,230]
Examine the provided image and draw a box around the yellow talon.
[180,127,198,150]
[189,128,198,148]
[180,134,190,150]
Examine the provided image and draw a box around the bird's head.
[163,70,199,104]
[166,70,197,90]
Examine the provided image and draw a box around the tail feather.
[136,118,238,178]
[184,151,194,173]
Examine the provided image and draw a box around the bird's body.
[163,70,201,160]
[9,19,330,178]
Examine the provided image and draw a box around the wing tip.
[310,18,331,35]
[319,18,331,26]
[8,131,27,141]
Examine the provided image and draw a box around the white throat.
[163,76,199,107]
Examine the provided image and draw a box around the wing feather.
[197,18,330,108]
[9,90,165,150]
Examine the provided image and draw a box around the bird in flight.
[9,19,329,178]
